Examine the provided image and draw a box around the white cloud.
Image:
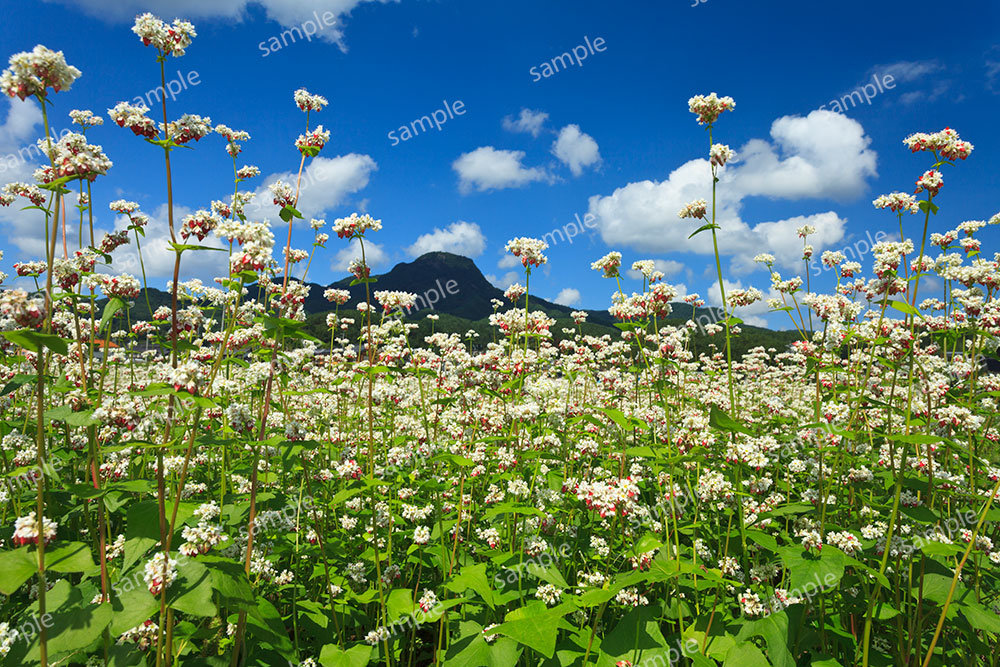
[587,110,869,271]
[406,220,485,258]
[553,287,581,306]
[331,238,388,272]
[247,153,376,220]
[452,146,549,193]
[735,212,846,273]
[486,271,519,290]
[729,110,876,201]
[552,124,601,176]
[502,109,549,138]
[874,60,943,83]
[47,0,398,49]
[497,254,520,269]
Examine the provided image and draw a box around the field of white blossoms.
[0,12,998,667]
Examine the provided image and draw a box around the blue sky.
[1,0,998,325]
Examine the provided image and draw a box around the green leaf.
[736,611,794,667]
[318,644,372,667]
[202,556,255,609]
[917,200,939,215]
[20,579,112,661]
[45,541,99,576]
[443,621,523,667]
[886,300,922,317]
[100,296,126,333]
[2,329,69,355]
[778,546,845,592]
[723,641,771,666]
[709,404,753,436]
[0,373,35,395]
[110,579,159,636]
[279,205,303,223]
[689,222,720,239]
[493,603,574,658]
[168,242,226,252]
[167,558,217,617]
[599,605,675,666]
[247,595,295,659]
[0,545,38,594]
[446,562,496,609]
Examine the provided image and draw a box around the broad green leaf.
[2,329,69,355]
[723,641,771,666]
[100,296,126,332]
[0,546,38,595]
[710,405,753,436]
[493,602,574,658]
[736,611,794,667]
[778,546,845,591]
[446,562,496,609]
[318,644,372,667]
[45,541,99,576]
[443,621,523,667]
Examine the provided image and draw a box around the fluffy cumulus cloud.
[48,0,398,49]
[729,111,876,201]
[587,110,869,271]
[502,109,549,138]
[406,220,485,258]
[452,147,549,193]
[552,124,601,176]
[331,237,389,272]
[247,153,377,220]
[553,287,581,306]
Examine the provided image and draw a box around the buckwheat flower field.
[0,6,998,667]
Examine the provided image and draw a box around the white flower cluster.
[132,13,197,57]
[903,128,973,161]
[70,109,104,128]
[687,92,735,125]
[504,237,548,268]
[294,88,328,112]
[143,552,178,595]
[374,290,418,313]
[0,45,81,100]
[678,199,707,220]
[333,213,382,239]
[590,251,622,278]
[107,102,157,138]
[710,142,735,167]
[12,512,57,546]
[873,191,919,214]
